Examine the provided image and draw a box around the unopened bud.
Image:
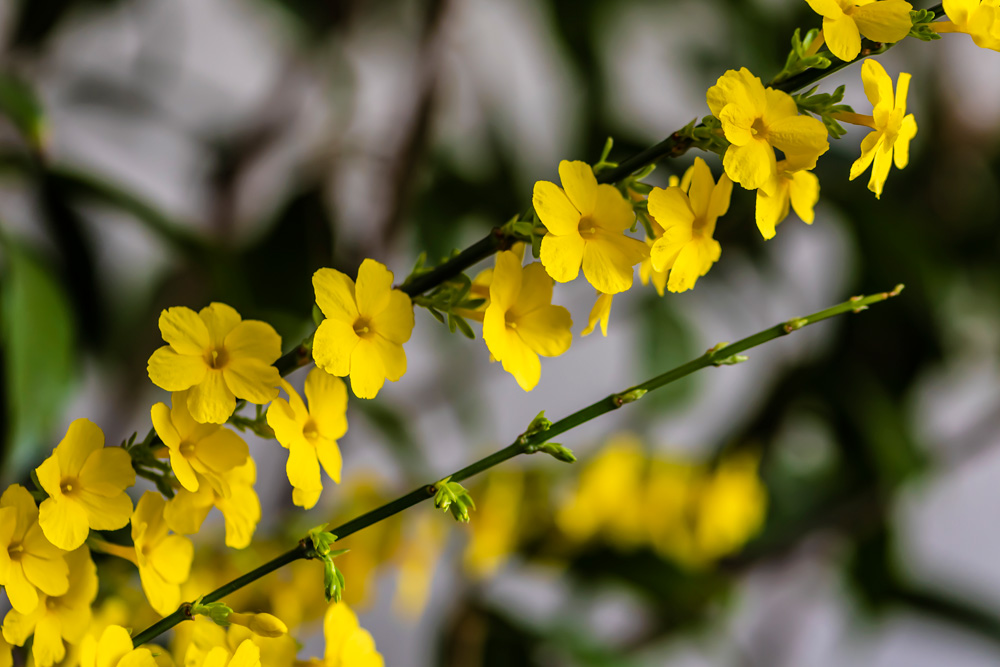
[228,612,288,638]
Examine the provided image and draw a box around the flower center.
[751,117,768,138]
[504,311,519,329]
[302,419,320,442]
[8,542,24,562]
[353,317,374,339]
[578,215,598,238]
[46,596,60,610]
[60,477,79,496]
[205,347,229,369]
[179,441,196,458]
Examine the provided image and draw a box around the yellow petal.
[719,103,756,146]
[767,115,829,168]
[508,263,554,319]
[38,497,90,551]
[944,0,977,25]
[723,139,775,192]
[515,305,573,356]
[217,478,260,549]
[151,403,180,450]
[355,259,393,318]
[708,174,734,222]
[893,114,917,169]
[138,565,178,616]
[591,184,635,233]
[849,130,882,180]
[228,640,261,667]
[195,429,249,475]
[532,181,580,236]
[498,329,541,391]
[187,371,236,424]
[34,456,62,501]
[369,291,414,344]
[225,321,281,365]
[341,629,383,667]
[147,346,207,392]
[55,418,104,476]
[370,334,407,383]
[267,399,307,451]
[852,0,914,43]
[558,160,598,215]
[686,157,715,219]
[286,442,322,501]
[868,141,894,198]
[861,59,893,110]
[158,307,209,356]
[649,225,692,273]
[1,604,40,645]
[292,487,321,510]
[163,487,213,535]
[223,358,280,405]
[95,626,135,667]
[313,268,359,322]
[312,318,359,378]
[79,447,134,497]
[149,535,193,584]
[323,603,360,661]
[31,611,65,667]
[668,239,713,293]
[894,71,911,115]
[706,68,766,119]
[348,339,386,399]
[199,303,242,349]
[647,187,695,227]
[789,170,821,224]
[804,0,843,18]
[316,441,343,485]
[5,565,40,614]
[762,87,799,124]
[305,370,348,440]
[539,233,585,283]
[482,305,509,366]
[117,649,157,667]
[581,292,612,337]
[78,491,132,531]
[490,251,523,311]
[755,184,789,240]
[824,12,862,61]
[581,234,645,294]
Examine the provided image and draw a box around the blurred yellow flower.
[936,0,1000,50]
[804,0,913,61]
[312,260,414,400]
[483,251,573,391]
[647,157,732,293]
[80,626,156,667]
[393,512,446,618]
[319,603,384,667]
[267,369,348,509]
[35,418,134,551]
[0,484,69,614]
[151,392,249,495]
[163,459,261,549]
[846,60,917,198]
[707,68,829,194]
[534,160,647,294]
[581,293,613,337]
[755,157,820,239]
[1,546,97,667]
[193,639,260,667]
[132,492,194,616]
[464,469,524,578]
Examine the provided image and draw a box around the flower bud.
[227,612,288,638]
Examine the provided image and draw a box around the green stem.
[132,286,902,647]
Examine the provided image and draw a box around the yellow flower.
[936,0,1000,50]
[755,158,821,240]
[0,634,10,667]
[318,603,384,667]
[0,485,69,614]
[463,469,523,578]
[707,68,829,194]
[266,369,348,509]
[163,459,261,549]
[312,260,414,400]
[846,60,917,199]
[534,160,648,294]
[647,157,733,293]
[80,626,157,667]
[804,0,914,61]
[581,293,613,337]
[1,547,98,667]
[132,492,194,616]
[637,214,669,297]
[556,436,648,547]
[197,641,261,667]
[147,303,282,424]
[34,419,135,551]
[482,251,573,391]
[151,393,249,495]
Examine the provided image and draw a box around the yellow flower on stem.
[163,459,261,549]
[151,392,249,495]
[34,418,134,551]
[80,626,157,667]
[581,293,613,337]
[647,157,733,293]
[2,547,98,667]
[534,160,648,294]
[0,485,69,614]
[707,68,829,194]
[147,303,282,424]
[312,260,414,400]
[266,369,348,510]
[935,0,1000,50]
[840,59,917,198]
[804,0,914,62]
[755,157,821,240]
[482,251,573,391]
[132,492,194,616]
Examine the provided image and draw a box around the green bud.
[190,599,233,626]
[434,480,475,523]
[616,388,647,404]
[323,558,345,603]
[537,442,576,463]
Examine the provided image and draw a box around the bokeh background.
[2,0,1000,665]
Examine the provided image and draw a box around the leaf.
[0,72,45,149]
[0,239,77,485]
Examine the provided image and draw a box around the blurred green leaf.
[638,293,697,414]
[0,72,45,150]
[0,239,77,485]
